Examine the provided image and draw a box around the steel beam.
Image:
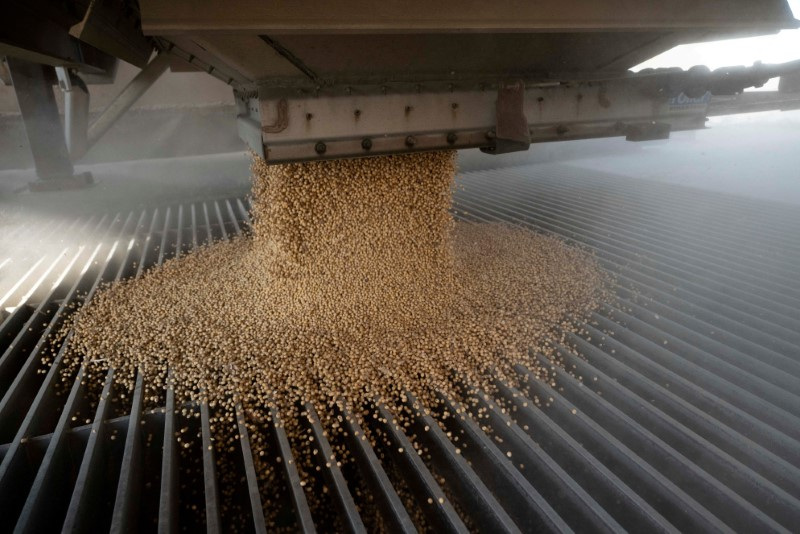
[86,53,171,151]
[69,0,153,69]
[1,4,112,73]
[140,0,796,33]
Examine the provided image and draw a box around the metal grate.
[0,164,798,532]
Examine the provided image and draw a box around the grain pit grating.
[1,163,800,532]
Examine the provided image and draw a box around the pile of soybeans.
[57,151,608,528]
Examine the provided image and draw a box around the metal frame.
[238,59,800,163]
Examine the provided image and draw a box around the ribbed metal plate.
[0,165,798,532]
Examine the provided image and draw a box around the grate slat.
[110,373,145,533]
[339,405,417,534]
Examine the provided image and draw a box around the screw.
[315,141,327,154]
[405,136,416,147]
[361,138,373,150]
[446,132,457,145]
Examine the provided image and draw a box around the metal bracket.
[625,121,671,142]
[484,80,530,154]
[56,66,90,159]
[261,98,289,133]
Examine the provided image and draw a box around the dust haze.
[1,61,800,305]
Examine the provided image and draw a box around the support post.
[6,56,92,190]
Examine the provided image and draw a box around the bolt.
[361,138,373,150]
[446,132,458,145]
[486,130,496,139]
[405,136,416,147]
[315,141,327,154]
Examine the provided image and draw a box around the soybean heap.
[57,151,609,527]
